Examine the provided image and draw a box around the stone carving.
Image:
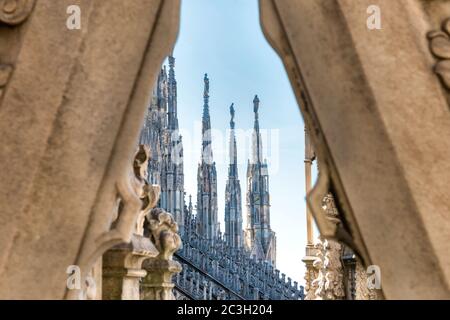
[0,0,35,25]
[428,18,450,89]
[133,144,161,236]
[136,183,160,235]
[146,207,182,260]
[310,237,345,300]
[140,207,182,300]
[67,145,153,299]
[305,192,345,300]
[102,143,185,300]
[108,145,152,239]
[304,266,317,300]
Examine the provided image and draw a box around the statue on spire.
[168,55,175,68]
[230,103,235,129]
[167,55,178,130]
[253,95,260,114]
[204,74,209,99]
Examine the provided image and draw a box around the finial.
[168,55,175,68]
[230,103,235,129]
[204,74,210,99]
[253,95,260,114]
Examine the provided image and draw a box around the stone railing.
[173,216,304,300]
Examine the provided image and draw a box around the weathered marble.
[0,0,180,299]
[261,0,450,299]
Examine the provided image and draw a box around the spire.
[202,73,210,124]
[167,55,178,130]
[229,103,237,175]
[246,94,276,265]
[225,103,243,248]
[230,103,235,130]
[252,95,262,164]
[197,73,218,241]
[202,74,213,164]
[253,95,260,130]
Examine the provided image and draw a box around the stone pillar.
[302,246,318,300]
[141,259,182,300]
[304,127,315,246]
[302,127,317,298]
[310,237,345,300]
[141,207,182,300]
[102,235,158,300]
[101,145,161,300]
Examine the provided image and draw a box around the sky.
[172,0,309,285]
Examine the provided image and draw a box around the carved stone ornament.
[141,207,182,300]
[146,207,182,260]
[66,145,153,299]
[133,144,161,236]
[428,18,450,89]
[309,237,345,300]
[0,0,35,25]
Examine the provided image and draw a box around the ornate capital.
[141,259,182,300]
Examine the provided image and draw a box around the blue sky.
[172,0,308,285]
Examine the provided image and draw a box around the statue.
[253,95,259,114]
[230,103,235,128]
[146,208,182,260]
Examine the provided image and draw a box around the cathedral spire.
[188,194,193,213]
[202,74,213,164]
[197,73,218,242]
[245,95,276,266]
[202,73,210,128]
[167,55,178,130]
[225,103,243,248]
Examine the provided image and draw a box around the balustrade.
[173,216,304,300]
